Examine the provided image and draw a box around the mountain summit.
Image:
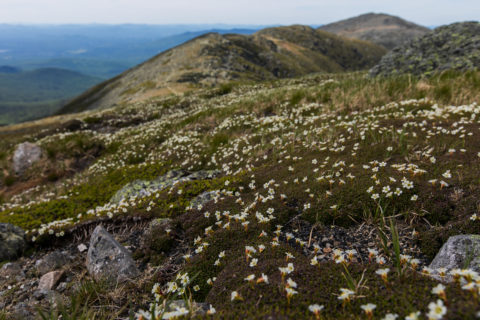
[60,25,386,113]
[319,13,430,50]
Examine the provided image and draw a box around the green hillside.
[0,70,479,319]
[0,68,101,125]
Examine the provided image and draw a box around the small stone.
[56,282,68,293]
[38,270,64,290]
[77,243,88,253]
[86,225,139,284]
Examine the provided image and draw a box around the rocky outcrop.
[86,225,139,284]
[13,142,42,175]
[429,234,480,272]
[0,223,26,261]
[110,169,221,204]
[369,22,480,77]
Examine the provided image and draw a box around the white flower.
[431,283,445,296]
[308,304,324,314]
[427,299,447,320]
[361,303,376,315]
[405,311,421,320]
[231,291,242,301]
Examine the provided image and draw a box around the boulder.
[429,234,480,272]
[0,223,26,261]
[35,250,70,275]
[110,169,221,204]
[13,142,42,175]
[38,270,64,290]
[86,225,139,284]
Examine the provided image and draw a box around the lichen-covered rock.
[86,225,139,284]
[369,21,480,77]
[0,223,26,261]
[13,142,42,175]
[429,234,480,272]
[110,169,221,204]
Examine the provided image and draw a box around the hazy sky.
[0,0,478,26]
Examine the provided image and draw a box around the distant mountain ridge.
[319,13,430,49]
[60,25,386,114]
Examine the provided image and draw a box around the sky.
[0,0,478,26]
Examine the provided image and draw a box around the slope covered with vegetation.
[1,70,480,319]
[59,26,386,114]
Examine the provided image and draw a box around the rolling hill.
[319,13,430,50]
[0,68,101,125]
[60,25,386,114]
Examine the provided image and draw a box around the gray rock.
[86,225,139,284]
[13,142,43,175]
[429,234,480,272]
[0,223,26,261]
[110,169,221,204]
[0,262,25,281]
[38,270,64,290]
[35,250,69,275]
